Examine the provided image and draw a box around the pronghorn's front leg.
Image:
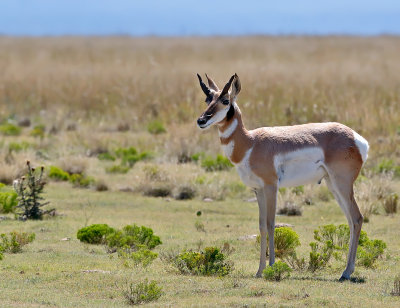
[255,184,278,277]
[255,188,267,277]
[264,184,278,266]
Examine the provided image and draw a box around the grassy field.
[0,36,399,307]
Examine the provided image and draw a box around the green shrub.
[0,191,18,213]
[14,162,52,220]
[48,166,70,181]
[0,231,35,254]
[119,248,158,268]
[376,159,400,177]
[190,152,205,163]
[30,124,45,138]
[257,227,301,259]
[77,224,115,244]
[68,174,95,188]
[115,147,152,167]
[308,224,386,271]
[0,123,21,136]
[98,152,116,161]
[263,261,292,281]
[106,224,162,251]
[201,154,233,171]
[292,186,304,195]
[124,279,162,305]
[8,141,31,153]
[173,247,232,276]
[105,164,130,174]
[357,239,387,268]
[147,120,166,134]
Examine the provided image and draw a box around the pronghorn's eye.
[222,99,230,105]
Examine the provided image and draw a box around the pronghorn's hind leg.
[324,169,363,281]
[255,187,267,277]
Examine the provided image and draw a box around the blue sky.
[1,0,400,36]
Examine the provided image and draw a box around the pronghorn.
[196,73,369,280]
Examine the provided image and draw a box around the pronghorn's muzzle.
[197,115,210,128]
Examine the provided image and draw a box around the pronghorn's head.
[196,73,241,129]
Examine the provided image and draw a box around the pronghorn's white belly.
[233,147,264,189]
[274,147,326,188]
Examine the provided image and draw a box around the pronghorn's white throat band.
[219,118,238,139]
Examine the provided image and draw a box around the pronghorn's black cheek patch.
[226,104,235,121]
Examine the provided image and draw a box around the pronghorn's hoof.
[255,271,263,278]
[339,275,350,282]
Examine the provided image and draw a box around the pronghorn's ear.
[231,73,241,99]
[197,73,211,97]
[205,74,219,91]
[220,74,235,97]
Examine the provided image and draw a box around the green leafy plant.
[14,161,52,220]
[357,239,387,268]
[262,261,292,281]
[30,124,45,138]
[0,231,35,254]
[257,227,301,259]
[119,247,158,268]
[173,247,232,276]
[68,173,95,188]
[48,166,70,181]
[201,154,233,172]
[0,123,21,136]
[147,120,166,134]
[77,224,115,244]
[123,279,162,305]
[376,158,400,177]
[106,224,162,251]
[105,164,130,174]
[115,147,152,167]
[97,152,116,161]
[0,191,18,213]
[8,141,31,153]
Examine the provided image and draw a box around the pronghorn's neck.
[218,103,253,164]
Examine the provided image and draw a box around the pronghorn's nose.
[197,117,207,126]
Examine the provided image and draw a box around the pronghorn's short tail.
[353,130,369,163]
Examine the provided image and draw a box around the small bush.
[292,186,304,195]
[376,159,400,177]
[115,147,152,167]
[77,224,115,244]
[68,174,95,188]
[175,185,196,200]
[173,247,232,276]
[106,224,162,251]
[190,152,205,162]
[0,231,35,253]
[98,152,116,161]
[48,166,70,181]
[105,164,130,174]
[263,261,292,281]
[124,279,162,305]
[382,193,398,214]
[147,120,166,134]
[30,124,45,138]
[0,123,21,136]
[0,191,18,213]
[357,239,387,268]
[8,141,31,153]
[119,248,158,268]
[14,161,52,220]
[201,154,233,172]
[257,227,301,259]
[277,201,302,216]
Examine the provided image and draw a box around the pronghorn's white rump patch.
[234,147,264,189]
[219,118,238,139]
[274,147,326,188]
[221,140,235,159]
[352,130,369,163]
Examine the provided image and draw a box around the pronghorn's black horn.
[220,74,235,97]
[205,73,219,91]
[197,73,210,97]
